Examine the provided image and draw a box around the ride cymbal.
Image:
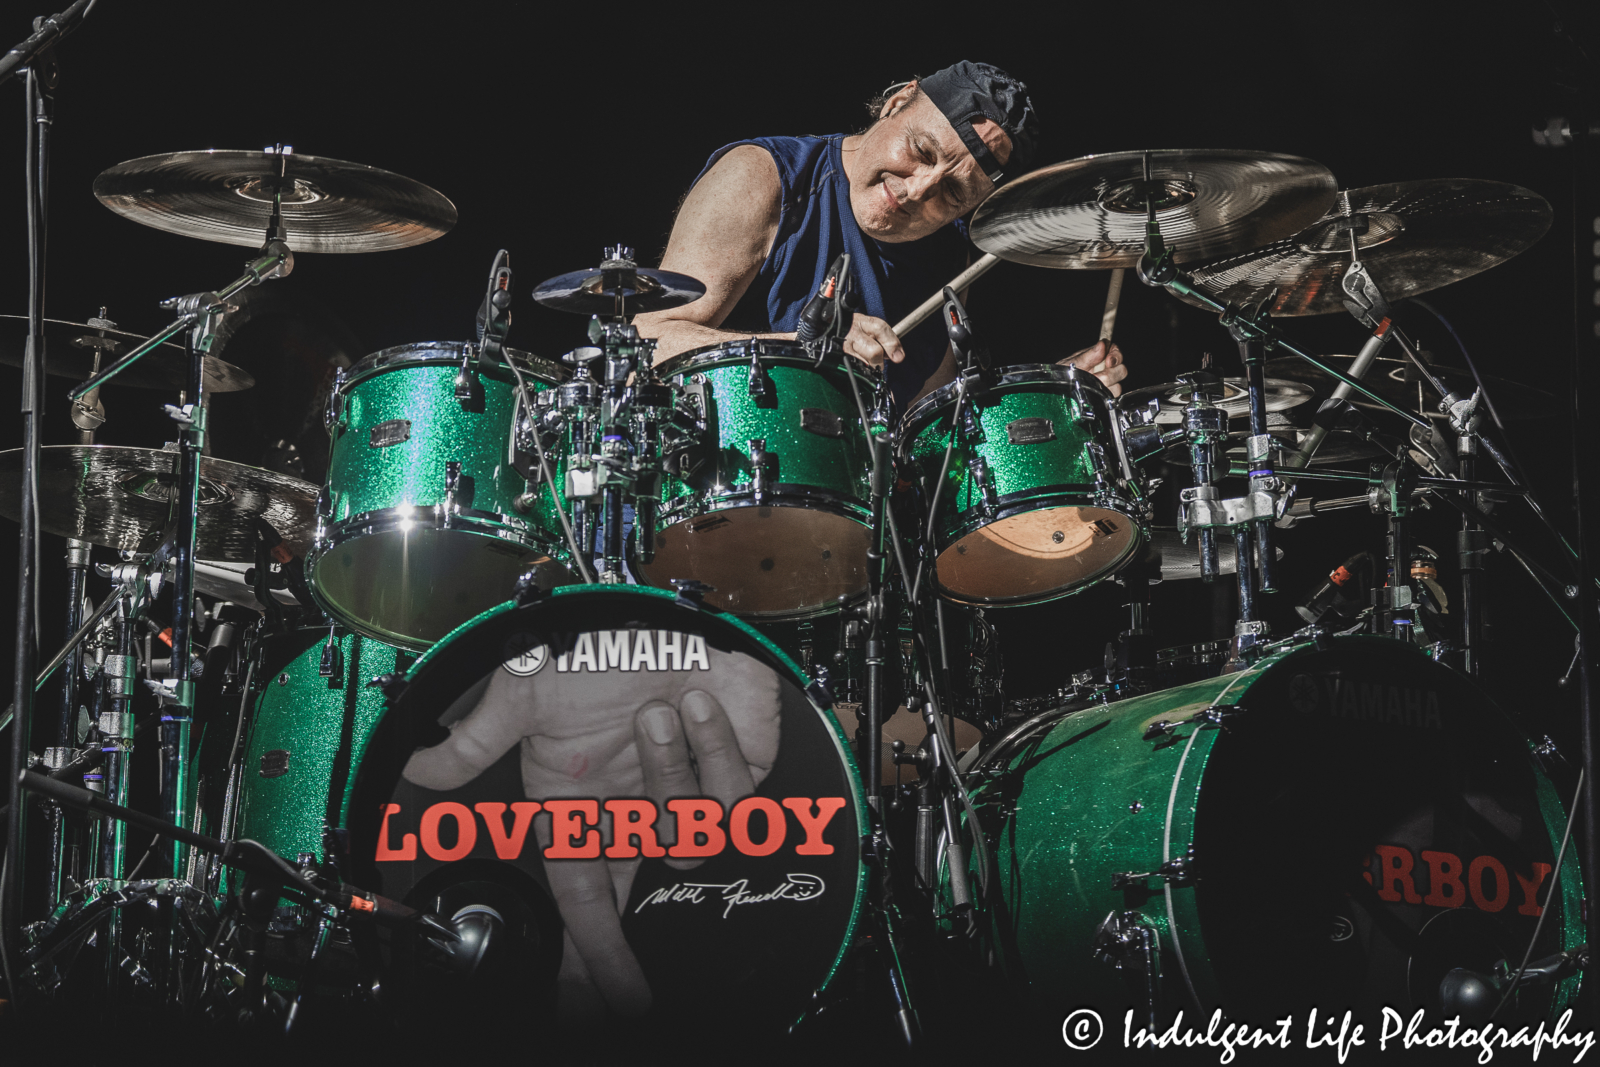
[1185,179,1552,316]
[93,149,457,252]
[0,315,254,393]
[970,149,1338,269]
[0,446,317,562]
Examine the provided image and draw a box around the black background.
[0,1,1595,767]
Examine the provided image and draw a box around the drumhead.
[344,341,567,388]
[655,338,880,384]
[346,585,865,1029]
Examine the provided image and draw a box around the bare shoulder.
[673,144,781,232]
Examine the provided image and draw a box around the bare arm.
[635,144,909,368]
[634,145,786,363]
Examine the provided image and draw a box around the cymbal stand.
[69,205,292,877]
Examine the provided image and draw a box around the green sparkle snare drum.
[308,342,571,650]
[959,637,1582,1022]
[900,365,1146,606]
[224,625,411,893]
[635,340,881,617]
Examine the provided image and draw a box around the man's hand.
[1061,340,1127,397]
[841,313,906,369]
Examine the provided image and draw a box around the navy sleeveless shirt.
[694,134,971,410]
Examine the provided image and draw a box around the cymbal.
[0,446,317,563]
[1262,354,1555,419]
[532,263,706,316]
[1185,179,1552,316]
[1122,377,1312,422]
[0,316,254,393]
[969,149,1338,269]
[93,150,456,252]
[1159,427,1386,468]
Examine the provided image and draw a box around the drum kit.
[0,125,1589,1047]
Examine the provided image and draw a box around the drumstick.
[1100,267,1126,344]
[891,252,1001,336]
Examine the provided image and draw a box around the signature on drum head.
[634,873,826,920]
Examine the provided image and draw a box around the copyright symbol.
[1061,1008,1103,1050]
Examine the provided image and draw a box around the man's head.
[844,61,1038,244]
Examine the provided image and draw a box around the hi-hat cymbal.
[1121,377,1312,422]
[1185,179,1552,316]
[0,316,254,393]
[0,446,317,562]
[1159,426,1386,469]
[93,150,457,252]
[532,263,706,316]
[1262,354,1555,419]
[969,149,1338,269]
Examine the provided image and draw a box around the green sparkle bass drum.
[343,585,867,1032]
[900,364,1147,606]
[634,340,881,617]
[958,636,1582,1025]
[308,342,572,650]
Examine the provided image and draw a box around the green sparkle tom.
[900,364,1146,606]
[308,342,571,650]
[958,636,1583,1023]
[635,340,881,617]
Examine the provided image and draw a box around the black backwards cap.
[917,61,1038,185]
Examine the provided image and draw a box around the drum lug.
[1112,847,1197,889]
[747,344,776,408]
[366,672,408,703]
[444,461,476,514]
[454,348,486,413]
[318,625,342,680]
[323,367,347,432]
[749,438,776,501]
[966,456,997,514]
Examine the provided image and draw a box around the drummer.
[633,60,1127,410]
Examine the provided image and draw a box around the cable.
[911,375,970,606]
[1490,769,1582,1020]
[506,356,595,584]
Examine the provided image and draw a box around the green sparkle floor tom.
[308,342,570,649]
[959,636,1582,1021]
[226,625,411,892]
[900,364,1146,606]
[635,340,880,617]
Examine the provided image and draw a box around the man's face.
[844,85,1013,244]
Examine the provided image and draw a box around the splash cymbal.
[93,149,457,252]
[969,149,1338,269]
[0,446,317,562]
[532,261,706,317]
[1184,179,1551,316]
[0,316,254,393]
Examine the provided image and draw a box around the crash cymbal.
[969,149,1337,269]
[93,149,456,252]
[0,316,254,393]
[532,258,706,316]
[1122,376,1313,423]
[1262,354,1555,419]
[0,446,317,562]
[1185,179,1551,316]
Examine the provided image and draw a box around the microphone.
[797,253,850,343]
[476,249,514,363]
[1296,551,1371,624]
[942,285,972,360]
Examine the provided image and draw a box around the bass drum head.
[1190,641,1580,1017]
[346,586,864,1033]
